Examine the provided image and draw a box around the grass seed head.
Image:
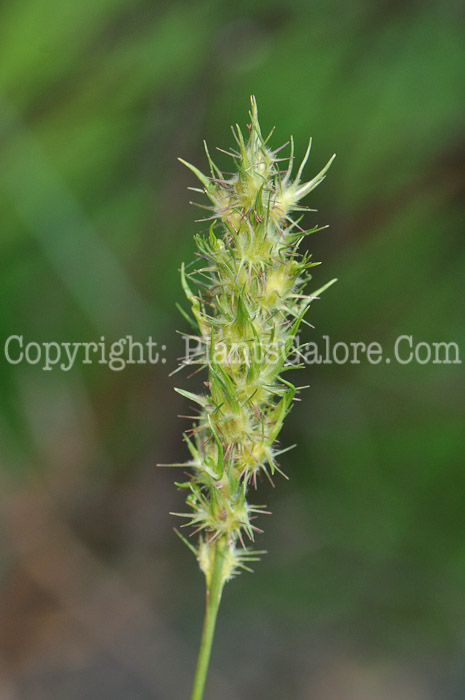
[175,96,335,582]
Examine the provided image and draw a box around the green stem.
[190,543,225,700]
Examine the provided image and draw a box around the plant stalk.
[190,543,225,700]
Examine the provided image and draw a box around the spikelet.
[172,97,335,585]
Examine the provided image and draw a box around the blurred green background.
[0,0,464,698]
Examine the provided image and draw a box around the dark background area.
[0,0,464,698]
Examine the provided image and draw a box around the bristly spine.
[172,96,335,586]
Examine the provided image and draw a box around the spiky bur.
[171,97,335,588]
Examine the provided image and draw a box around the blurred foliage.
[0,0,464,698]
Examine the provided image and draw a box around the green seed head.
[174,97,335,584]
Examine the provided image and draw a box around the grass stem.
[190,543,225,700]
